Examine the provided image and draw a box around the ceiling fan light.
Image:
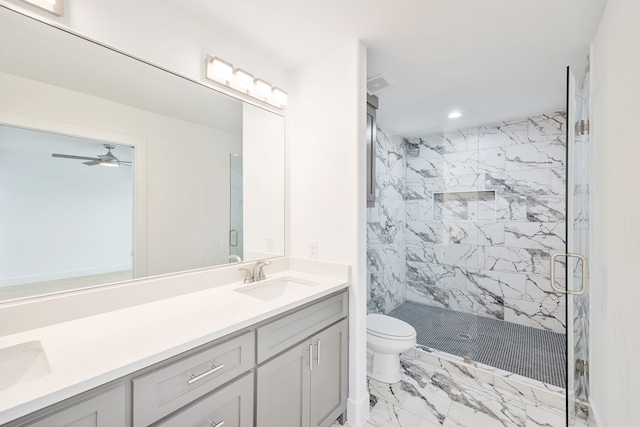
[100,158,120,167]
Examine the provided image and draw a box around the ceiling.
[166,0,607,135]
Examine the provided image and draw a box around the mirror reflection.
[0,6,285,301]
[0,126,134,299]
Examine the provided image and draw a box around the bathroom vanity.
[0,259,349,427]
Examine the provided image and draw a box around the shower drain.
[457,333,471,340]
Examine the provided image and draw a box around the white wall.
[0,71,241,277]
[0,126,132,285]
[590,0,640,424]
[243,103,285,259]
[0,0,288,91]
[288,40,368,426]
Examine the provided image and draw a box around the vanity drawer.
[256,291,347,363]
[154,372,253,427]
[133,331,254,427]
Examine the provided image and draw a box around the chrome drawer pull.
[306,345,313,371]
[209,421,224,427]
[187,363,225,385]
[314,339,321,365]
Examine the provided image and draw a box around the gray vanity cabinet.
[154,372,253,427]
[256,340,311,427]
[256,318,348,427]
[309,320,348,427]
[13,384,125,427]
[132,331,254,427]
[5,290,348,427]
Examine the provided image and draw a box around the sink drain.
[457,333,471,340]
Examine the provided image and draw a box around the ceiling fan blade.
[83,160,101,166]
[52,153,100,161]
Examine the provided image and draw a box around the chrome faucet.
[238,259,271,283]
[252,260,271,281]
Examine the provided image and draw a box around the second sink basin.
[0,340,51,391]
[235,277,318,301]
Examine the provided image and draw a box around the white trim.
[589,397,602,427]
[347,392,370,427]
[0,110,148,282]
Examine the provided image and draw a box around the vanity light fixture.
[208,57,234,83]
[205,55,287,110]
[273,88,288,107]
[19,0,64,16]
[448,111,462,119]
[235,69,255,91]
[255,79,272,99]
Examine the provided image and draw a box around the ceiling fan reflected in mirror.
[52,144,131,167]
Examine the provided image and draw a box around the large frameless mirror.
[0,6,285,301]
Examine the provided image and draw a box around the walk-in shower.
[367,108,569,381]
[367,60,591,425]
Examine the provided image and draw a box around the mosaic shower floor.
[388,301,566,387]
[363,352,588,427]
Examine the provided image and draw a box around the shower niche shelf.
[433,190,496,221]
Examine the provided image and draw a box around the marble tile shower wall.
[404,112,568,333]
[367,126,407,314]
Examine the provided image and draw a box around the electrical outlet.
[267,237,274,253]
[309,240,318,259]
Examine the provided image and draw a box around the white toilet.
[366,314,417,383]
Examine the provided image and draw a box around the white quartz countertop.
[0,266,348,424]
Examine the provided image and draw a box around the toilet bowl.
[366,314,417,384]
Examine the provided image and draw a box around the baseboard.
[589,398,602,427]
[347,392,370,427]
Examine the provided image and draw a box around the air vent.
[367,73,393,94]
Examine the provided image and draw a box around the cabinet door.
[310,320,348,427]
[22,384,125,427]
[256,341,311,427]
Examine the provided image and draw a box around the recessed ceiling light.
[448,111,462,119]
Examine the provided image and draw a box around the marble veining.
[367,126,407,315]
[362,349,576,427]
[368,112,569,334]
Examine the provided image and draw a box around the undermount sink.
[235,277,318,301]
[0,341,51,391]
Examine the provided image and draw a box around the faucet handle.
[239,267,253,283]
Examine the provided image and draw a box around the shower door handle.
[550,252,588,296]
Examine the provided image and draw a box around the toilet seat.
[367,314,416,339]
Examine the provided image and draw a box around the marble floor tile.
[525,404,565,427]
[363,352,571,427]
[443,403,509,427]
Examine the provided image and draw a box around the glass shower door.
[559,65,591,426]
[229,153,243,260]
